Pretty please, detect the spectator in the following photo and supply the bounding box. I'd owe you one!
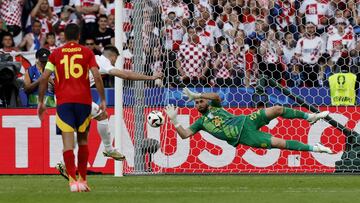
[56,30,66,47]
[75,0,101,41]
[0,18,7,43]
[183,17,214,48]
[247,0,262,19]
[298,0,334,33]
[282,32,297,66]
[23,48,55,107]
[223,12,242,44]
[176,27,210,87]
[0,32,19,53]
[195,17,215,48]
[231,30,249,86]
[48,0,63,15]
[53,6,78,34]
[30,0,59,35]
[259,28,283,84]
[297,24,306,38]
[188,0,212,19]
[108,13,115,30]
[331,0,352,19]
[93,14,115,50]
[349,1,360,34]
[161,11,183,87]
[326,18,355,65]
[272,0,298,39]
[295,22,325,87]
[123,0,133,35]
[212,37,234,87]
[350,40,360,96]
[241,6,256,36]
[18,20,45,51]
[217,2,233,28]
[285,58,305,87]
[147,46,164,87]
[43,32,57,51]
[228,0,244,15]
[202,11,222,41]
[162,0,190,21]
[0,0,24,45]
[332,9,350,26]
[244,45,259,87]
[245,19,267,46]
[142,12,160,56]
[210,0,227,22]
[84,37,102,55]
[123,37,134,70]
[102,0,115,16]
[161,11,185,51]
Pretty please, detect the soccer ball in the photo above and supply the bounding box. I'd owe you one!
[147,110,164,128]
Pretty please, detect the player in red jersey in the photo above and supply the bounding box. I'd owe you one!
[37,23,106,192]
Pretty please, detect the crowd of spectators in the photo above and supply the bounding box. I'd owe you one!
[1,0,360,89]
[159,0,360,89]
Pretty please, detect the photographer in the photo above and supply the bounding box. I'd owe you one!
[23,48,55,107]
[0,53,21,107]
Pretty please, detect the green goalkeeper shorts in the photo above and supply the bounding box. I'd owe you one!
[238,109,273,149]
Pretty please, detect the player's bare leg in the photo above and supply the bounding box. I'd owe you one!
[94,111,125,161]
[61,132,79,192]
[77,131,91,192]
[264,105,329,124]
[55,111,125,181]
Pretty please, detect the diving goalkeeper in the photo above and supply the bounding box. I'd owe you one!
[164,88,333,153]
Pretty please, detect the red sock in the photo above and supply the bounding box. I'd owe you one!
[63,150,77,182]
[78,145,89,181]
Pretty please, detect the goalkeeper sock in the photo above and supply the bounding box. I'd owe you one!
[63,150,77,182]
[97,119,113,152]
[285,140,313,151]
[282,107,308,119]
[78,145,89,181]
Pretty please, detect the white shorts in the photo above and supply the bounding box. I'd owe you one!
[91,102,103,118]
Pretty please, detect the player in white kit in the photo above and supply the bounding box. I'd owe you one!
[91,45,162,160]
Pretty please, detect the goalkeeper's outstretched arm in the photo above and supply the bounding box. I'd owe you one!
[164,104,194,139]
[174,125,194,139]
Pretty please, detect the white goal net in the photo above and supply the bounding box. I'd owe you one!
[116,0,360,175]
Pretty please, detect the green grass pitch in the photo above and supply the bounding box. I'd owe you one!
[0,175,359,203]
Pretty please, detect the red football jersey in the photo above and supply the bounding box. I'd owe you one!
[46,42,98,105]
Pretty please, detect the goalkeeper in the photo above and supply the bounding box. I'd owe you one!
[164,88,333,153]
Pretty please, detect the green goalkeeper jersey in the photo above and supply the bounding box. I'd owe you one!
[189,100,246,146]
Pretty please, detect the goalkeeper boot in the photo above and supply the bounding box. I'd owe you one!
[313,143,333,154]
[78,180,91,192]
[56,162,69,181]
[103,148,126,161]
[69,181,79,192]
[307,111,329,124]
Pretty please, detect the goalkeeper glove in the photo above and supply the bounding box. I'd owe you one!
[164,104,180,128]
[182,87,201,101]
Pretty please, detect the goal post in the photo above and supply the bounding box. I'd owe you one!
[114,0,124,177]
